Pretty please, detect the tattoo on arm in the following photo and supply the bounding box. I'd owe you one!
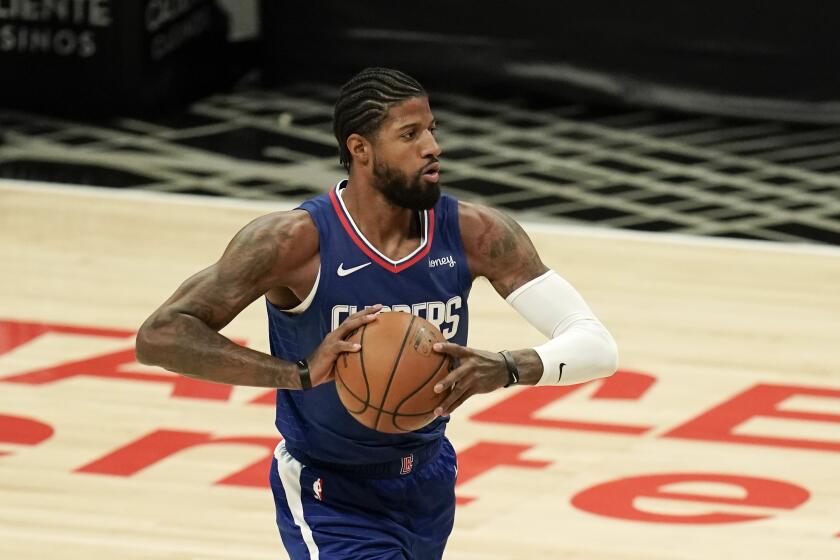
[180,219,285,330]
[472,206,548,297]
[136,213,307,389]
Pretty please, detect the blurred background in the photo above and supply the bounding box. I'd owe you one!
[1,0,839,245]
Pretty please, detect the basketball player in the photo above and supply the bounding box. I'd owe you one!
[136,68,618,559]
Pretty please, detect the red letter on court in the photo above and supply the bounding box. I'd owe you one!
[0,413,54,456]
[471,370,655,435]
[0,319,238,401]
[665,383,840,452]
[572,473,809,524]
[455,442,551,505]
[0,319,131,357]
[4,348,234,400]
[76,429,278,487]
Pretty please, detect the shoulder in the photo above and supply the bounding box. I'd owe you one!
[221,209,318,279]
[237,209,317,251]
[456,199,497,232]
[456,200,518,261]
[456,200,548,297]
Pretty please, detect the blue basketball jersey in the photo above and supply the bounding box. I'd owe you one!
[266,181,472,465]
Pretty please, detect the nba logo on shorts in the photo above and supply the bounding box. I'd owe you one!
[400,454,414,475]
[313,478,323,501]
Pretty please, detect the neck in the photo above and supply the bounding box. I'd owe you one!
[341,173,421,259]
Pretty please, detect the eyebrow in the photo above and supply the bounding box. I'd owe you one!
[397,119,437,131]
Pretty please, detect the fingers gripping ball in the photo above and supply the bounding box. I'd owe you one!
[334,311,452,433]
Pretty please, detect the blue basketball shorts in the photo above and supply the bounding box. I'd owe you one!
[269,438,457,560]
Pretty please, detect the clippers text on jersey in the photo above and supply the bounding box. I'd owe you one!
[331,297,462,339]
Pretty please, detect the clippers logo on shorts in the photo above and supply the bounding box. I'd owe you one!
[331,297,463,339]
[313,477,323,501]
[400,454,414,475]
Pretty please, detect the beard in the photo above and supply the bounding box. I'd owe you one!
[372,157,440,211]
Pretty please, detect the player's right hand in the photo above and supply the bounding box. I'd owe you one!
[307,304,382,386]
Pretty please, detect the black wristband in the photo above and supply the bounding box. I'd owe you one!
[297,359,312,390]
[499,350,520,388]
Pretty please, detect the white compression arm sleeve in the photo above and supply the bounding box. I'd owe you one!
[505,270,618,386]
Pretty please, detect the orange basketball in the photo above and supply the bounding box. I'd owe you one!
[334,311,452,433]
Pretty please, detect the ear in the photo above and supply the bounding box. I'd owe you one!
[346,133,371,167]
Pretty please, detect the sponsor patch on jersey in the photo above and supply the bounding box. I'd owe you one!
[429,255,456,268]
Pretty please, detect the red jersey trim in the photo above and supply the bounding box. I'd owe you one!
[329,187,435,274]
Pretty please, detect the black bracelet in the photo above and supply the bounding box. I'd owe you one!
[499,350,520,387]
[297,359,312,390]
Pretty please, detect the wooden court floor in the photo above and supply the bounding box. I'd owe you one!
[1,180,839,559]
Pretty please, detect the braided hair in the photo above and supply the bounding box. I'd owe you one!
[333,67,426,171]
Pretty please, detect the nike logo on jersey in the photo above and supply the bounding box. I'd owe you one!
[337,262,372,277]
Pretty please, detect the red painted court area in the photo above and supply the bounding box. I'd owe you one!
[2,317,838,534]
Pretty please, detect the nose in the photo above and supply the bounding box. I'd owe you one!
[421,129,442,159]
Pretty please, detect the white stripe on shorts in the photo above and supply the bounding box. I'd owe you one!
[275,442,320,559]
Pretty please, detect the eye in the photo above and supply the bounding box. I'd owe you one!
[429,126,437,136]
[403,130,416,139]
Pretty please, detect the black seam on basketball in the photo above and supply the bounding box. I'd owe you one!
[358,323,371,407]
[338,386,442,418]
[391,352,448,432]
[373,315,416,431]
[335,371,368,414]
[334,324,371,414]
[335,398,435,416]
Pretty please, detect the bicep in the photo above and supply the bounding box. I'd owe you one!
[162,263,265,331]
[461,203,548,298]
[156,214,294,331]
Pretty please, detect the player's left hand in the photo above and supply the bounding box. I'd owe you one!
[431,342,508,416]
